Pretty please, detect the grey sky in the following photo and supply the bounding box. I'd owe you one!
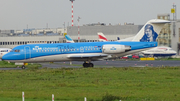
[0,0,179,30]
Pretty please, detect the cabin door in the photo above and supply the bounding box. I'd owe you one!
[24,46,31,59]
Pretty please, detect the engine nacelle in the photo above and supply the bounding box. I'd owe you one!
[102,44,131,54]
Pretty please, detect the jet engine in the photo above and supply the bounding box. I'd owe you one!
[102,44,131,54]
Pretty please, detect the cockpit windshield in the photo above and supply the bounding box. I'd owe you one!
[11,49,20,52]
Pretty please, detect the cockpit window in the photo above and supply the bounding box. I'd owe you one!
[15,50,20,52]
[11,49,20,52]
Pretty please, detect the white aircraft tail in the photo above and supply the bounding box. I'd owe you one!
[97,32,108,41]
[132,19,170,42]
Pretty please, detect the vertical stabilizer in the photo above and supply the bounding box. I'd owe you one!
[97,32,108,41]
[65,35,75,43]
[132,19,170,42]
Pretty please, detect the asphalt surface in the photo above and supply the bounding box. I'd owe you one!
[0,68,22,70]
[40,60,180,68]
[1,60,180,70]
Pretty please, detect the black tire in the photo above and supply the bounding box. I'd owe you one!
[83,63,88,68]
[89,63,94,67]
[21,65,26,69]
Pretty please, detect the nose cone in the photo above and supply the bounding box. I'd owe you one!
[173,51,177,54]
[0,52,8,59]
[2,53,12,61]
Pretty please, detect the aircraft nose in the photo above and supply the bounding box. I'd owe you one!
[2,54,11,60]
[174,51,177,54]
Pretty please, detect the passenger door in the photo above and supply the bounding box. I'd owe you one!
[24,46,31,59]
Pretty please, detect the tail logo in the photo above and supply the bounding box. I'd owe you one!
[98,35,108,41]
[140,24,158,42]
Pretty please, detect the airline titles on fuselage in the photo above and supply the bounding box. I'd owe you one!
[31,45,102,53]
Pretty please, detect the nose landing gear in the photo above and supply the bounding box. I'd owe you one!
[21,65,26,69]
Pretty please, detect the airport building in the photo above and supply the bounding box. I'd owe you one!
[0,28,67,48]
[173,21,180,55]
[157,14,180,54]
[157,14,171,47]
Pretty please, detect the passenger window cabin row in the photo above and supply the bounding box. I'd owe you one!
[35,48,101,53]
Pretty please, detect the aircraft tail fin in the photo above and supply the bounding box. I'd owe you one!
[97,32,108,41]
[65,35,75,43]
[132,19,170,42]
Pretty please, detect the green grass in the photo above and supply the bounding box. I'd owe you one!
[0,61,15,68]
[0,67,180,101]
[0,60,41,68]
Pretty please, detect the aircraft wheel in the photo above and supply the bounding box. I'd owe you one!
[21,65,26,69]
[83,63,88,68]
[83,63,86,67]
[89,63,94,67]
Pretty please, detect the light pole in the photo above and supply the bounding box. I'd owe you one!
[63,22,65,34]
[171,3,177,37]
[70,0,75,26]
[77,16,81,42]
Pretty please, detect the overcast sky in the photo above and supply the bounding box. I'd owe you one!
[0,0,179,30]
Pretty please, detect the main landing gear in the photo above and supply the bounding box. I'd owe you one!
[83,62,94,68]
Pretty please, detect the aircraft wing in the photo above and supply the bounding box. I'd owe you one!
[67,54,109,60]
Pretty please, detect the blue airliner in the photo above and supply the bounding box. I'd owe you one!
[2,19,170,68]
